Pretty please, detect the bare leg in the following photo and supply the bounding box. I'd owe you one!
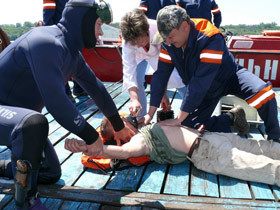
[103,133,149,159]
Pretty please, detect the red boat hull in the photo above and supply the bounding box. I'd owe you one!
[229,34,280,88]
[82,33,280,88]
[82,45,123,82]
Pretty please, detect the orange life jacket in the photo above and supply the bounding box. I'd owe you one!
[81,125,151,173]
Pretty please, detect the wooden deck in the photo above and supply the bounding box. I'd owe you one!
[1,81,280,209]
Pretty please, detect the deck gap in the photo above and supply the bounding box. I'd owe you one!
[187,162,193,196]
[159,164,170,194]
[217,175,221,198]
[135,164,150,192]
[248,181,256,200]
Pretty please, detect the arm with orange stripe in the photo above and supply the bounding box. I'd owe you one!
[211,0,222,28]
[180,35,224,114]
[139,0,148,13]
[43,0,57,25]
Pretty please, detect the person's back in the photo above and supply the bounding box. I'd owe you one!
[139,0,176,20]
[43,0,69,25]
[176,0,222,28]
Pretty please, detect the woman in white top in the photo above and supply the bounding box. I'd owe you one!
[120,9,185,118]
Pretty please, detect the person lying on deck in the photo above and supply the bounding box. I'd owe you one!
[65,107,280,188]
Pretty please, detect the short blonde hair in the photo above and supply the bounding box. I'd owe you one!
[120,9,149,42]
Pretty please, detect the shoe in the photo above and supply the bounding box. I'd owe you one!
[228,105,250,136]
[67,94,76,103]
[73,91,88,97]
[16,195,49,210]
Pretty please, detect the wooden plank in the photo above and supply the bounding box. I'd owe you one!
[271,185,280,200]
[219,175,252,199]
[250,183,275,200]
[78,202,101,209]
[1,183,280,210]
[106,167,146,191]
[59,200,82,209]
[43,198,63,209]
[121,206,142,210]
[190,165,219,197]
[137,162,167,193]
[163,161,190,196]
[56,152,85,186]
[34,185,280,209]
[0,194,13,209]
[74,168,112,189]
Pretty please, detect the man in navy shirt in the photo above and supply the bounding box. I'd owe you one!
[0,0,134,209]
[176,0,222,28]
[140,6,280,142]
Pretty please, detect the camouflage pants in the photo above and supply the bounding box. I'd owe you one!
[191,132,280,187]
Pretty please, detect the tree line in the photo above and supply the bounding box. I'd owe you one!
[1,21,280,41]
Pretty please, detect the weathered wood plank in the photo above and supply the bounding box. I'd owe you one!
[250,183,275,200]
[59,200,81,209]
[106,167,146,191]
[190,165,219,197]
[43,198,63,209]
[163,161,190,196]
[0,194,13,209]
[56,152,85,186]
[219,175,252,199]
[75,168,112,189]
[121,206,142,210]
[78,202,101,209]
[137,162,167,193]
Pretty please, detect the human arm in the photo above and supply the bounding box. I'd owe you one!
[103,133,149,159]
[64,137,104,157]
[138,105,157,126]
[160,90,171,112]
[139,0,148,13]
[43,0,56,25]
[211,0,222,28]
[128,86,143,117]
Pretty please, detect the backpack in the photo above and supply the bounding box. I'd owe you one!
[0,28,11,53]
[81,128,151,174]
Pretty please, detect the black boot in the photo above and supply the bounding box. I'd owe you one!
[227,105,250,136]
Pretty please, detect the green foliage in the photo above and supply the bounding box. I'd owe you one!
[1,21,280,41]
[0,22,38,41]
[221,22,280,36]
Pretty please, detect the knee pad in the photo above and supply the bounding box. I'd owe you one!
[22,114,49,169]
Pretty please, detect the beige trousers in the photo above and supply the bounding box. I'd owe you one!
[191,132,280,186]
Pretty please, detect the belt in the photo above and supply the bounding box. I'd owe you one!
[188,137,201,157]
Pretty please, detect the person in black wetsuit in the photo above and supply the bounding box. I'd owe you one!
[0,0,135,209]
[43,0,88,102]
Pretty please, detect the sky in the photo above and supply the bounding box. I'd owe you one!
[0,0,279,26]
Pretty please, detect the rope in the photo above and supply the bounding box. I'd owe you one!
[92,44,122,64]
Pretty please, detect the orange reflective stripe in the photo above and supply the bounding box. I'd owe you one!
[200,49,223,64]
[43,0,56,9]
[176,4,183,7]
[211,6,220,14]
[192,18,222,37]
[139,5,148,12]
[159,49,172,64]
[247,85,275,109]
